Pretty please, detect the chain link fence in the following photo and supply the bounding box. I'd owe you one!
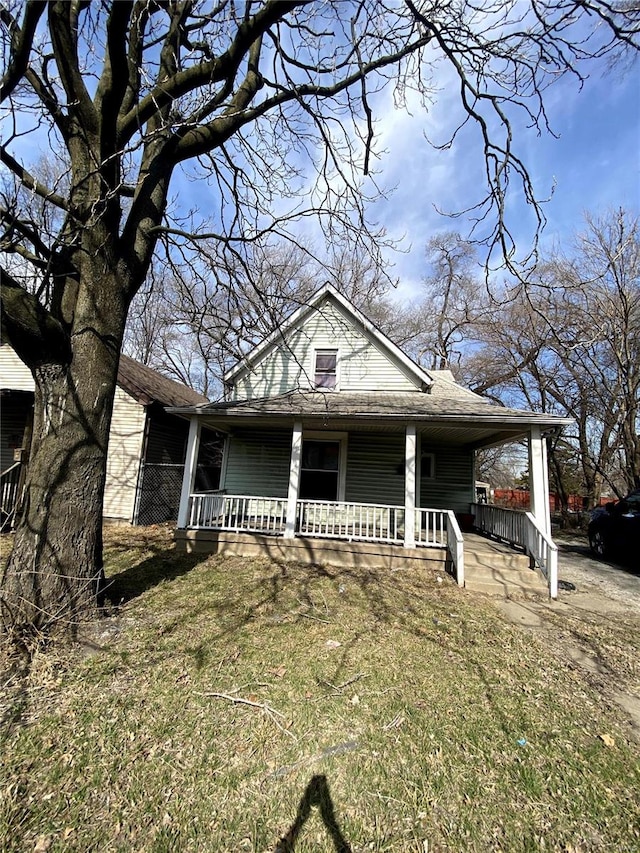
[135,463,221,526]
[135,463,184,525]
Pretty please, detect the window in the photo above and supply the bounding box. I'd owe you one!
[314,349,337,389]
[300,440,340,501]
[421,453,435,480]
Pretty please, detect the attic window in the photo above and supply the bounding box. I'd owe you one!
[314,349,337,389]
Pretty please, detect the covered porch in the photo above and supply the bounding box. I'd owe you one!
[172,396,568,598]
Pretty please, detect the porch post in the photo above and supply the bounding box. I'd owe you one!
[404,423,417,548]
[177,416,201,528]
[285,421,303,538]
[528,426,551,536]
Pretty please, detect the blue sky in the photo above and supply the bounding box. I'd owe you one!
[8,15,637,307]
[370,63,640,299]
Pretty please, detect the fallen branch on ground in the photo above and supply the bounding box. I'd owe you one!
[198,691,296,740]
[199,691,285,716]
[318,672,369,693]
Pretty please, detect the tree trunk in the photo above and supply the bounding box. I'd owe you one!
[1,308,122,635]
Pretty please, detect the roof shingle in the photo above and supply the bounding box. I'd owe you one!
[117,355,207,408]
[179,388,570,427]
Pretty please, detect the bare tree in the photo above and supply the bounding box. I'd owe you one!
[125,265,177,368]
[124,238,394,398]
[1,1,638,633]
[467,210,640,508]
[537,210,640,500]
[410,233,490,370]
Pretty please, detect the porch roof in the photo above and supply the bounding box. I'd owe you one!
[168,390,572,447]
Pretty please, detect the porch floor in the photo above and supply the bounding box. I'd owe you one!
[464,533,548,597]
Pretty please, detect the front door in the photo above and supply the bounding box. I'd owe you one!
[299,440,340,501]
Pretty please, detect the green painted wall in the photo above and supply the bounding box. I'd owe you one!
[345,432,405,506]
[233,299,419,399]
[223,428,291,497]
[222,427,474,514]
[420,443,474,513]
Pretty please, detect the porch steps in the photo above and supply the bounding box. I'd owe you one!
[463,533,547,597]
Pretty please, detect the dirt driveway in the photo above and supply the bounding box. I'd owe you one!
[555,537,640,610]
[498,536,640,742]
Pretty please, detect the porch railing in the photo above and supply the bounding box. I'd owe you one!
[189,492,287,534]
[185,494,463,582]
[297,500,403,543]
[1,462,23,532]
[188,490,226,527]
[446,511,465,587]
[471,503,558,597]
[187,493,456,553]
[473,502,528,547]
[415,507,447,546]
[524,511,558,599]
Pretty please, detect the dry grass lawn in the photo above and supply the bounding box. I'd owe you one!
[1,526,639,852]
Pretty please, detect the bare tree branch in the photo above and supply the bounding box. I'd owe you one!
[0,0,46,103]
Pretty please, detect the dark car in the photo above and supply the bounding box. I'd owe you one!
[588,489,640,566]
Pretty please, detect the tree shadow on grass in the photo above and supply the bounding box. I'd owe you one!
[274,774,352,852]
[99,544,459,686]
[102,549,209,606]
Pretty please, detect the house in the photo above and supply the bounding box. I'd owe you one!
[169,285,572,596]
[0,346,214,528]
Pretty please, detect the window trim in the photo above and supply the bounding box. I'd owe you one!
[420,451,435,482]
[301,431,347,500]
[313,348,339,390]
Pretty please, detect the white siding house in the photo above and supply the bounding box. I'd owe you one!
[170,285,572,597]
[103,386,147,521]
[0,346,33,393]
[1,346,208,525]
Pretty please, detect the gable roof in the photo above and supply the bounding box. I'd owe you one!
[224,283,434,390]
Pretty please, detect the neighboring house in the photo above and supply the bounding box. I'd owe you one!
[169,285,571,596]
[0,346,212,527]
